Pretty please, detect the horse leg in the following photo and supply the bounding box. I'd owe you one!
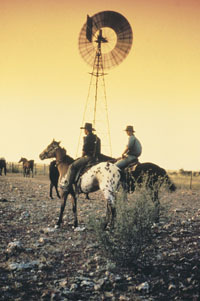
[105,201,116,229]
[152,189,160,223]
[102,188,116,229]
[56,191,68,227]
[55,184,60,199]
[50,183,53,199]
[57,190,78,228]
[70,189,78,228]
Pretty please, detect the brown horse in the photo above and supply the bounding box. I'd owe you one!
[39,140,121,229]
[18,158,34,177]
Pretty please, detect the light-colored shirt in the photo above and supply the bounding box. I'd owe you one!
[127,135,142,157]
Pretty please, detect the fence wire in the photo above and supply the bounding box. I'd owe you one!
[6,162,49,176]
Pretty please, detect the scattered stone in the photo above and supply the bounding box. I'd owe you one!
[8,260,40,270]
[42,227,57,233]
[19,211,30,220]
[74,226,86,232]
[38,237,49,244]
[136,281,150,293]
[59,279,68,287]
[70,283,78,291]
[0,198,8,202]
[6,241,23,254]
[168,283,176,290]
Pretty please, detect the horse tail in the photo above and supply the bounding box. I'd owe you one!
[164,174,176,192]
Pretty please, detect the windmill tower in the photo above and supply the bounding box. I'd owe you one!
[77,11,133,156]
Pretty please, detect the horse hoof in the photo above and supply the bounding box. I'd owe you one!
[102,222,108,230]
[55,224,60,229]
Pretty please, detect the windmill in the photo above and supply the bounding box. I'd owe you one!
[77,10,133,156]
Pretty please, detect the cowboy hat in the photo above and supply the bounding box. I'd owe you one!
[124,125,135,132]
[80,122,95,131]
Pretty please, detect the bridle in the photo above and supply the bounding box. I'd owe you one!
[55,147,67,167]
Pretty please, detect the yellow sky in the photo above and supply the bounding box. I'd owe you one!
[0,0,199,170]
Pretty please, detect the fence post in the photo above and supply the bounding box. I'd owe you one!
[189,171,193,189]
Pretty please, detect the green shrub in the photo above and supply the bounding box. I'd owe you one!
[89,187,159,268]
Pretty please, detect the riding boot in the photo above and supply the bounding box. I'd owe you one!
[60,166,76,193]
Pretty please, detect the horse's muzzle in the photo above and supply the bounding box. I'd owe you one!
[39,153,46,160]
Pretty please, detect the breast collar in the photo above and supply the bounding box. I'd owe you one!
[56,159,63,167]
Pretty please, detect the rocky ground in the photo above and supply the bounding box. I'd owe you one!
[0,173,200,301]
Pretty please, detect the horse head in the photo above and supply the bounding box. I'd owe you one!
[39,139,61,160]
[18,157,27,163]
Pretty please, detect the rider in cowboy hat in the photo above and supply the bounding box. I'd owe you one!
[62,122,101,192]
[80,123,99,157]
[116,125,142,170]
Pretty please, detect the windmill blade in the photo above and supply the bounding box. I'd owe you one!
[78,10,133,70]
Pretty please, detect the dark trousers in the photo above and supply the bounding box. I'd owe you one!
[64,156,92,190]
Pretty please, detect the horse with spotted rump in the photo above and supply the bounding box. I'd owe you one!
[39,140,121,229]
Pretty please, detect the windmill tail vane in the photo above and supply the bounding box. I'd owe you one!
[86,15,93,42]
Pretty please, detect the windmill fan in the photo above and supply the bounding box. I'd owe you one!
[79,10,133,70]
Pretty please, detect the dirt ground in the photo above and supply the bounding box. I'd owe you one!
[0,173,200,301]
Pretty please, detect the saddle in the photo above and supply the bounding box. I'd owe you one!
[75,159,140,181]
[124,159,140,173]
[74,159,99,188]
[72,161,99,195]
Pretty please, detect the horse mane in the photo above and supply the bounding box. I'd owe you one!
[59,147,74,165]
[64,155,74,165]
